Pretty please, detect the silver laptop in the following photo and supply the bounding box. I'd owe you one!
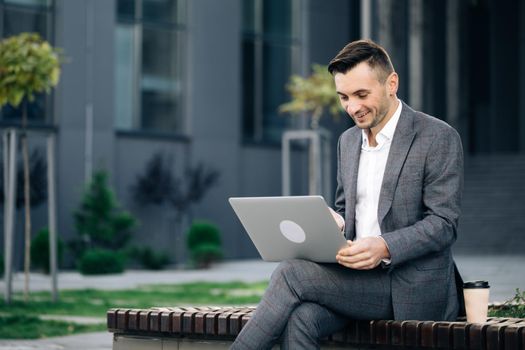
[229,196,347,262]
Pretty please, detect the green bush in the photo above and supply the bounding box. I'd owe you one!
[489,288,525,318]
[190,244,223,268]
[129,246,170,270]
[78,249,125,275]
[187,221,223,268]
[70,171,137,273]
[30,228,64,274]
[73,171,137,253]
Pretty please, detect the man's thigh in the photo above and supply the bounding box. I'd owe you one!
[280,259,393,320]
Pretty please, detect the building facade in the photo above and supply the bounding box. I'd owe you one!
[2,0,525,269]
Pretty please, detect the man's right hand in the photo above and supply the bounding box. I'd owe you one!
[336,237,390,270]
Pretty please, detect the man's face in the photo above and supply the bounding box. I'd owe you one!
[334,62,397,132]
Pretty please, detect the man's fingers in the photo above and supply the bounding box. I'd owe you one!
[336,237,385,270]
[337,258,378,270]
[336,251,370,264]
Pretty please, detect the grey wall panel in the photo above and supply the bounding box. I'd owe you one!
[187,0,244,260]
[237,147,283,259]
[308,0,356,66]
[114,136,190,265]
[54,0,117,266]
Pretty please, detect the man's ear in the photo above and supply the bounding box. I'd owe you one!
[387,72,399,95]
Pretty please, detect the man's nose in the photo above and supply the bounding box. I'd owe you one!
[346,101,360,115]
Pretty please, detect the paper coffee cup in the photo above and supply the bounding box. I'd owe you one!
[463,280,490,323]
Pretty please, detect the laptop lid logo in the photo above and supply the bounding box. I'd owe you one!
[279,220,306,243]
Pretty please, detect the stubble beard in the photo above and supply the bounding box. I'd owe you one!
[354,102,389,130]
[368,94,392,130]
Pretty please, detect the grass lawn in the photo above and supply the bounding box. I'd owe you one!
[0,315,105,339]
[0,280,268,339]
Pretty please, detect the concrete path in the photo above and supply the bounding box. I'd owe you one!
[1,255,524,349]
[0,332,112,350]
[1,260,279,293]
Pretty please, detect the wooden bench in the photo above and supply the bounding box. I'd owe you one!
[107,307,525,349]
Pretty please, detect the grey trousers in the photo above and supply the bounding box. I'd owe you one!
[231,259,393,350]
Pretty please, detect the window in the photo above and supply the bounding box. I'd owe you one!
[0,0,54,126]
[242,0,302,144]
[115,0,186,135]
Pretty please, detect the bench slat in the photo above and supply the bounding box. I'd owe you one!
[107,309,118,330]
[160,311,174,333]
[107,307,525,349]
[404,320,423,347]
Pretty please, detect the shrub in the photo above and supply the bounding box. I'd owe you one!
[190,244,223,268]
[131,153,220,211]
[129,246,170,270]
[71,171,137,263]
[489,288,525,318]
[187,221,223,268]
[78,249,125,275]
[30,228,64,274]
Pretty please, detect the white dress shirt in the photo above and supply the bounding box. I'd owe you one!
[355,100,402,239]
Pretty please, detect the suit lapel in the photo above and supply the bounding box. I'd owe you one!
[378,102,416,225]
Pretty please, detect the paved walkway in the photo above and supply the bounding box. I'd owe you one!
[2,260,279,293]
[1,255,524,349]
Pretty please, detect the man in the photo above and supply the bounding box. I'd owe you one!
[231,39,464,349]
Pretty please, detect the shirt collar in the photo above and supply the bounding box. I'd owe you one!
[361,99,402,149]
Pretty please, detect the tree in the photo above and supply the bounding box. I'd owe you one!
[131,152,220,218]
[131,152,220,265]
[279,64,341,129]
[73,171,137,253]
[0,32,62,301]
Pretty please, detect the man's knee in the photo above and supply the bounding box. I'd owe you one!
[287,304,322,338]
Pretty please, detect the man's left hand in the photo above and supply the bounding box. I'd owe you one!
[336,237,390,270]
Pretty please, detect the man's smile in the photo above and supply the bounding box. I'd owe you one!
[355,110,370,120]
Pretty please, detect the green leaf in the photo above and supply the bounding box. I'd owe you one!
[0,32,63,109]
[278,64,342,127]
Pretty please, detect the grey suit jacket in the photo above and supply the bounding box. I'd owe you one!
[334,101,464,321]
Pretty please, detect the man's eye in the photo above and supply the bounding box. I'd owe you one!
[357,94,368,99]
[339,95,348,101]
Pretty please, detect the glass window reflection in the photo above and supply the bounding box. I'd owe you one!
[262,43,292,142]
[114,0,185,135]
[4,0,51,7]
[117,0,135,20]
[242,0,302,144]
[142,0,180,24]
[115,25,136,130]
[141,27,181,131]
[3,6,48,37]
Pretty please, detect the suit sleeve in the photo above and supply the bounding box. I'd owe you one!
[334,136,346,217]
[380,126,464,267]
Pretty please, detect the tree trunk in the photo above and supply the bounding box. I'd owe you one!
[22,101,32,302]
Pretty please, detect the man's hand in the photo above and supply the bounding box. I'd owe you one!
[329,208,345,232]
[336,237,390,270]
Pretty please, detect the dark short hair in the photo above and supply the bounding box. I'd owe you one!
[327,39,394,82]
